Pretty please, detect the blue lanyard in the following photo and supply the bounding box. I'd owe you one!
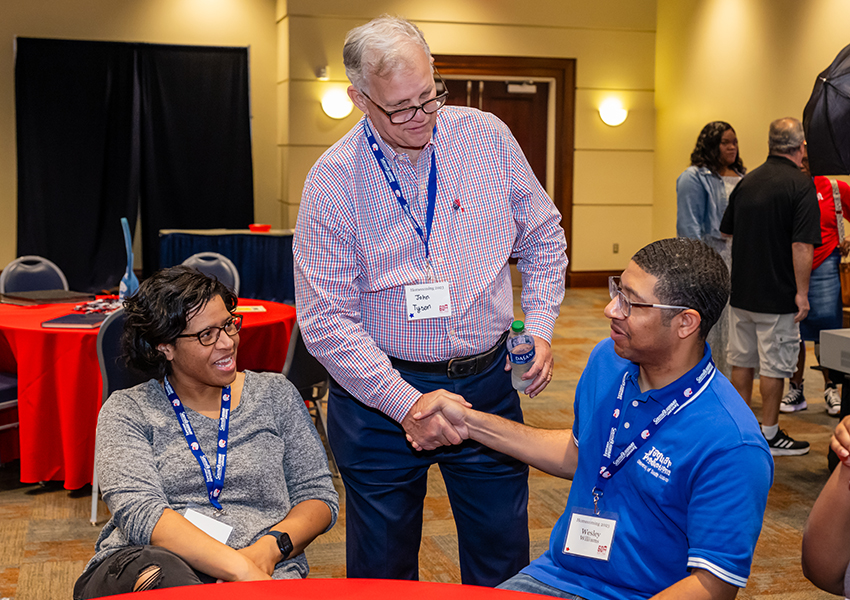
[164,375,231,512]
[591,360,716,514]
[363,120,438,262]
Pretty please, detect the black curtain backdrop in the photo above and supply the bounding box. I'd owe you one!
[15,39,139,293]
[15,38,253,291]
[139,45,254,277]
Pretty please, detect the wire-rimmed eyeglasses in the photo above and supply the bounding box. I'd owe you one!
[175,314,243,346]
[361,69,449,124]
[608,276,691,318]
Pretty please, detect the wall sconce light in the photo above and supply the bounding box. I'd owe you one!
[321,88,354,119]
[598,98,628,127]
[316,66,329,81]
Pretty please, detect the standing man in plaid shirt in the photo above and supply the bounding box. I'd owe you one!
[294,15,567,585]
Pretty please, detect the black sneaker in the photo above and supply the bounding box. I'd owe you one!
[765,429,810,456]
[824,386,841,417]
[779,383,807,413]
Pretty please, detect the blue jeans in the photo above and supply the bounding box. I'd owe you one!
[800,250,842,341]
[498,573,589,599]
[327,344,530,586]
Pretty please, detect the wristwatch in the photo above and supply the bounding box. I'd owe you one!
[264,531,293,561]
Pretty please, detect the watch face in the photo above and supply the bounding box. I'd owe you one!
[277,532,293,559]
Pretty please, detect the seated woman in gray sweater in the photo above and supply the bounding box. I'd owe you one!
[74,266,338,599]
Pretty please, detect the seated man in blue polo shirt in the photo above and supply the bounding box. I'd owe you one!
[411,237,774,600]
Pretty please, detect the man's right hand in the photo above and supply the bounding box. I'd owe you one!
[407,395,473,451]
[794,291,810,323]
[401,390,470,451]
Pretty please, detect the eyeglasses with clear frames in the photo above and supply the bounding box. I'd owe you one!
[608,276,691,318]
[175,314,243,346]
[361,69,449,124]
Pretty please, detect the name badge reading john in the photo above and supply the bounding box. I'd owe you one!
[405,283,451,321]
[563,510,617,561]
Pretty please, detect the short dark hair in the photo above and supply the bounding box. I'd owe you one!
[122,265,238,378]
[631,238,729,340]
[689,121,746,176]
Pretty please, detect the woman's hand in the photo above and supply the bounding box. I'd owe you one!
[151,508,273,583]
[236,536,280,577]
[215,552,272,583]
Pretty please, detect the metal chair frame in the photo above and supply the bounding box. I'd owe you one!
[0,255,69,294]
[181,252,241,296]
[282,320,338,477]
[0,374,19,466]
[90,308,148,525]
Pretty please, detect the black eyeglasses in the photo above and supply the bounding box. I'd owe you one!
[175,314,243,346]
[608,276,691,318]
[361,69,449,124]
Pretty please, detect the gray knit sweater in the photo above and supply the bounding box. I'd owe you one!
[83,370,339,579]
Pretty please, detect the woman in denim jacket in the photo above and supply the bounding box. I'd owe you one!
[676,121,745,377]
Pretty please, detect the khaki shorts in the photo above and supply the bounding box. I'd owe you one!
[727,307,801,378]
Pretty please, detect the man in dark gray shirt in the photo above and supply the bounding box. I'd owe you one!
[720,117,821,456]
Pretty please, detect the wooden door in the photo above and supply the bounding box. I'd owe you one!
[442,79,549,188]
[433,55,575,285]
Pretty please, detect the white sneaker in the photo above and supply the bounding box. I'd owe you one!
[825,386,841,417]
[779,383,807,413]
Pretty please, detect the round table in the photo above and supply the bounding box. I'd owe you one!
[101,578,540,599]
[0,298,295,488]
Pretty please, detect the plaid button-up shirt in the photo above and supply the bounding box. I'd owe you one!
[294,106,567,421]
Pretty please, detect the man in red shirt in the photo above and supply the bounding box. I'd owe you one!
[780,147,850,417]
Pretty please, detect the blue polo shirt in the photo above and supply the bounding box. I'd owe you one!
[523,339,773,600]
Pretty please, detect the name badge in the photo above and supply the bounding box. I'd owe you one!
[563,509,617,561]
[184,507,233,544]
[404,282,452,321]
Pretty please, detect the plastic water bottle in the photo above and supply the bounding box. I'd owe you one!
[507,320,535,393]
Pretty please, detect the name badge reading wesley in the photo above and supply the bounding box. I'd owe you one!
[563,509,617,561]
[405,283,452,321]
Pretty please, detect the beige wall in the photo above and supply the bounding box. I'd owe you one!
[9,2,850,277]
[0,0,278,268]
[655,0,850,240]
[277,0,658,272]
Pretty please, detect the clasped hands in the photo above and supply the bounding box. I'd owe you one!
[402,339,554,451]
[402,390,472,451]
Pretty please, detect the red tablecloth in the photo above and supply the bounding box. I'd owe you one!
[0,298,295,488]
[102,578,540,599]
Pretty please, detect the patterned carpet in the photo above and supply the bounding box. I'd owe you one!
[0,288,841,599]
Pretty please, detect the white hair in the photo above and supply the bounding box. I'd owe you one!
[343,15,432,92]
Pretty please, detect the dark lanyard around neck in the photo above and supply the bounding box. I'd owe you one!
[363,119,438,262]
[591,360,716,514]
[164,375,231,512]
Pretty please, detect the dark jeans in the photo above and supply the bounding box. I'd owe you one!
[327,344,530,586]
[73,546,215,599]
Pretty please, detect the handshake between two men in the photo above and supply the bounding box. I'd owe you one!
[400,338,559,457]
[402,390,579,481]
